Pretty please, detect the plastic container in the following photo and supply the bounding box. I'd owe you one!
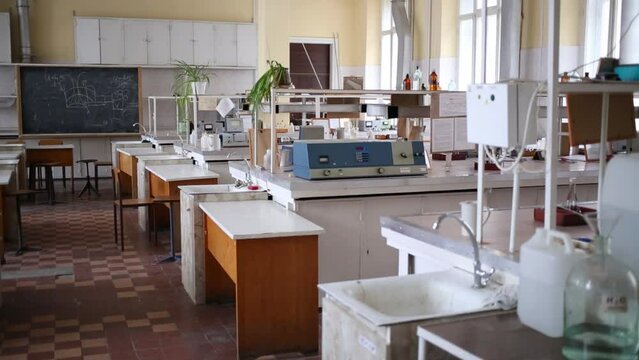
[517,228,587,337]
[614,64,639,81]
[263,149,272,171]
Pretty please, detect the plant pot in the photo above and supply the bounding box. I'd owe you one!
[277,68,293,88]
[191,82,208,95]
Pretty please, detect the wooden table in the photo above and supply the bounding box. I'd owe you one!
[201,200,324,358]
[116,147,165,196]
[26,145,74,193]
[146,164,219,240]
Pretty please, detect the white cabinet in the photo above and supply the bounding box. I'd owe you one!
[74,18,100,64]
[193,23,214,66]
[147,22,171,65]
[99,19,124,64]
[123,20,148,64]
[170,21,194,64]
[213,23,237,66]
[237,24,257,67]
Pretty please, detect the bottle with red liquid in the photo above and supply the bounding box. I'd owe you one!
[429,70,439,91]
[403,74,411,90]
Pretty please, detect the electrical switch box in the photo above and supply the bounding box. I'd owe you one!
[466,82,538,148]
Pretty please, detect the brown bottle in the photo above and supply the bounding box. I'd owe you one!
[403,74,411,90]
[429,70,439,91]
[560,72,570,83]
[582,72,592,82]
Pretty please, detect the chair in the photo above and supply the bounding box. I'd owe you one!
[4,189,42,256]
[37,139,68,189]
[93,160,113,192]
[77,159,99,198]
[113,168,156,251]
[153,195,180,263]
[27,161,58,205]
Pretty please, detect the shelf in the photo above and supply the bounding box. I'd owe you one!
[558,82,639,94]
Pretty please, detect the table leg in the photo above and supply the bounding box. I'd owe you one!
[62,166,66,189]
[71,164,75,194]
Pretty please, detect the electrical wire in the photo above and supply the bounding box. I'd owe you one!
[566,8,639,75]
[484,81,546,173]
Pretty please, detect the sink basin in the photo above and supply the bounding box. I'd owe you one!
[319,268,503,326]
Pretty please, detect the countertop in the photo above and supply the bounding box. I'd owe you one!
[145,164,219,182]
[181,144,249,162]
[0,159,20,165]
[229,158,599,200]
[381,208,592,274]
[417,312,563,359]
[199,200,324,240]
[0,152,22,160]
[0,170,13,185]
[117,148,164,157]
[135,154,187,162]
[26,145,74,150]
[179,184,264,195]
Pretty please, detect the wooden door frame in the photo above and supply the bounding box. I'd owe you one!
[289,37,339,89]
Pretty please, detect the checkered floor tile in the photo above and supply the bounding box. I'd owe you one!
[0,182,319,360]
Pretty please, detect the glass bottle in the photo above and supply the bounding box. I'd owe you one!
[429,70,439,91]
[412,66,422,90]
[564,177,579,210]
[563,233,639,359]
[403,74,411,91]
[561,72,570,83]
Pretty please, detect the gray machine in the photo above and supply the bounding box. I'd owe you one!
[293,140,428,180]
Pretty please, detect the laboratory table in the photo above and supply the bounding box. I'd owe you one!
[200,200,324,358]
[117,147,167,196]
[26,145,74,193]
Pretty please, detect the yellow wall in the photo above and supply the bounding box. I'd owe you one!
[366,0,382,66]
[522,0,586,49]
[257,0,367,73]
[414,0,458,61]
[0,0,253,63]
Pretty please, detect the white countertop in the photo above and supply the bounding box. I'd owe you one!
[179,184,264,195]
[181,144,249,163]
[0,152,22,160]
[26,144,74,150]
[145,164,219,182]
[0,170,13,185]
[229,158,599,200]
[0,159,20,165]
[136,154,187,162]
[117,148,164,157]
[199,200,324,240]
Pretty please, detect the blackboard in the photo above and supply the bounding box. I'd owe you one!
[20,66,140,134]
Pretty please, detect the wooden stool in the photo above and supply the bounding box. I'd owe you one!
[4,189,42,256]
[93,161,113,192]
[28,162,59,205]
[153,195,180,263]
[77,159,99,198]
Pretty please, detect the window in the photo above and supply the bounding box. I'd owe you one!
[584,0,622,76]
[380,0,398,90]
[458,0,501,91]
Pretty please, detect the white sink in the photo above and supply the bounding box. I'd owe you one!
[319,268,503,326]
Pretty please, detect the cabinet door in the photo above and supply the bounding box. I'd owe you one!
[213,23,237,66]
[123,20,147,64]
[99,19,124,64]
[147,21,171,65]
[361,196,424,279]
[169,21,194,64]
[193,23,214,66]
[295,199,363,284]
[236,24,257,67]
[74,18,100,64]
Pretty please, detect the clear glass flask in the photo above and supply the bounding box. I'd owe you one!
[563,232,639,359]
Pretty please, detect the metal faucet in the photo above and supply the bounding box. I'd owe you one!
[432,214,495,288]
[133,122,148,134]
[234,159,254,188]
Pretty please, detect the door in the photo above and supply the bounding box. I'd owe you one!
[147,21,171,65]
[75,18,100,64]
[123,20,147,64]
[99,19,124,64]
[193,23,214,65]
[170,21,194,63]
[213,23,237,66]
[289,43,331,123]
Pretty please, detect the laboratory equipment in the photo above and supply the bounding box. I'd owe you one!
[293,140,427,180]
[518,228,586,337]
[225,117,243,133]
[412,66,422,90]
[299,126,324,140]
[466,82,538,148]
[563,229,638,359]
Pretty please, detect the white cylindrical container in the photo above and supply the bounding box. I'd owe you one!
[517,228,587,337]
[263,149,272,171]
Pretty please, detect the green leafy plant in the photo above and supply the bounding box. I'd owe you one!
[248,60,291,110]
[172,61,211,132]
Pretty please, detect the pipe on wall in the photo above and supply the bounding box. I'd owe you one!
[392,0,412,89]
[17,0,31,63]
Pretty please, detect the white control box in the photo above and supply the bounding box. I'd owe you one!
[466,82,538,148]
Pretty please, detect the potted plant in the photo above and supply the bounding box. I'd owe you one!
[248,60,292,111]
[172,61,211,138]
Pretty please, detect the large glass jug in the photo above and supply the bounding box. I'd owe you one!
[563,215,639,359]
